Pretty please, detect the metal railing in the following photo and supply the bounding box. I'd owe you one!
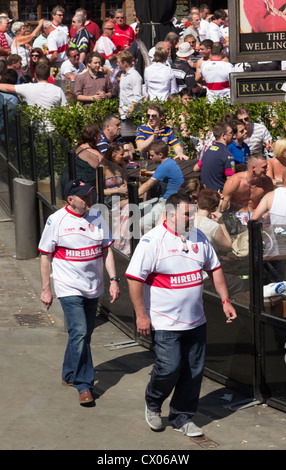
[1,104,286,412]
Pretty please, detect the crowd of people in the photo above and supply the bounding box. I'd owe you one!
[0,4,285,253]
[8,2,283,439]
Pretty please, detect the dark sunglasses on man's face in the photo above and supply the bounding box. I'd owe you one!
[147,114,158,120]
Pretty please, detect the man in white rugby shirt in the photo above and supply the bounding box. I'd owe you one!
[126,193,236,437]
[39,180,120,406]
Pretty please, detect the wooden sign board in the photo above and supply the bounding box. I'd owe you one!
[230,71,286,103]
[229,0,286,63]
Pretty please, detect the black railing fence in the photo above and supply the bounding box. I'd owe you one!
[0,104,286,412]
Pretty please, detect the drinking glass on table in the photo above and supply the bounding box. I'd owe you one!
[140,159,148,177]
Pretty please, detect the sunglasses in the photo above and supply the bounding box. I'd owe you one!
[147,113,158,120]
[240,117,250,123]
[31,54,40,57]
[70,53,79,57]
[106,27,114,30]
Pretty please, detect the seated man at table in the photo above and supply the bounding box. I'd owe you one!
[135,103,188,160]
[138,141,184,233]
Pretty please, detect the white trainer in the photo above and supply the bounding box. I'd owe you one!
[174,420,204,437]
[145,404,163,431]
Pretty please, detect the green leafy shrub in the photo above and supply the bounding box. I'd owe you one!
[19,98,286,159]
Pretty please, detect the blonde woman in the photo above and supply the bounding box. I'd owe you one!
[11,19,44,73]
[266,139,286,186]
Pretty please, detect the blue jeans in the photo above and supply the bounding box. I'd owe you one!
[145,324,206,429]
[59,296,98,394]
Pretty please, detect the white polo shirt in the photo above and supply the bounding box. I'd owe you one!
[126,222,220,330]
[96,35,118,71]
[206,21,226,45]
[38,205,113,298]
[46,27,68,63]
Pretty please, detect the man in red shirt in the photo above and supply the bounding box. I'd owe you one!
[69,8,100,51]
[0,16,10,59]
[111,8,136,51]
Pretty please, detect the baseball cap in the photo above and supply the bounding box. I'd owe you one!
[64,179,95,199]
[176,42,194,58]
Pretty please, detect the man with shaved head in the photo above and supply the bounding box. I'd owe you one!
[95,21,119,72]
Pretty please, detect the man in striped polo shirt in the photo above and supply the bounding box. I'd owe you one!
[0,16,10,59]
[235,106,273,155]
[135,103,188,160]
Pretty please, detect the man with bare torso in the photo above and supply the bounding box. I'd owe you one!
[221,154,274,221]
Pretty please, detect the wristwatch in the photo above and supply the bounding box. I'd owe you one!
[110,276,120,282]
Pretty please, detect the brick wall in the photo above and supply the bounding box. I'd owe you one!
[125,0,135,25]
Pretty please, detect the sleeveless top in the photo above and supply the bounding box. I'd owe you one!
[269,187,286,225]
[11,41,30,70]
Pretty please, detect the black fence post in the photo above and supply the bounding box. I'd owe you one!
[97,166,104,204]
[68,150,76,181]
[248,219,264,403]
[15,111,23,176]
[3,104,10,161]
[47,136,56,206]
[127,181,140,254]
[28,125,37,182]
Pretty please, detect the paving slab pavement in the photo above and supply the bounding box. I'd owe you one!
[0,208,286,452]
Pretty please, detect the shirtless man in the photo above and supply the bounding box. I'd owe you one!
[221,154,274,221]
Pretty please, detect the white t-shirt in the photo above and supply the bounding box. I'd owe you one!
[270,187,286,225]
[206,21,226,45]
[15,82,67,109]
[46,27,68,63]
[60,59,86,79]
[144,62,178,101]
[125,222,220,330]
[96,35,118,71]
[198,19,209,41]
[200,60,234,101]
[38,205,113,298]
